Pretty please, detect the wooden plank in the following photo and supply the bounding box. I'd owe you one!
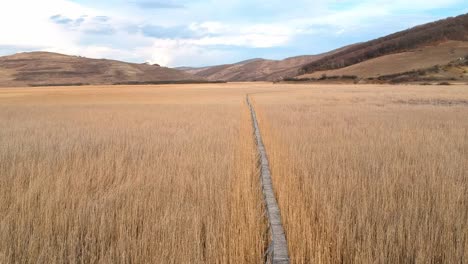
[246,95,290,264]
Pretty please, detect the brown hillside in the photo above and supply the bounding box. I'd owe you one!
[300,13,468,75]
[183,46,353,82]
[184,58,274,81]
[298,41,468,79]
[0,52,201,87]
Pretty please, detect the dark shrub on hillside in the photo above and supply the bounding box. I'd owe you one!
[301,14,468,74]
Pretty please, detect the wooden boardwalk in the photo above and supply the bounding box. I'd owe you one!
[246,95,290,264]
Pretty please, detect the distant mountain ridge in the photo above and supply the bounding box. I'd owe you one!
[0,52,201,87]
[298,41,468,80]
[179,13,468,83]
[300,13,468,75]
[180,46,353,82]
[1,13,467,86]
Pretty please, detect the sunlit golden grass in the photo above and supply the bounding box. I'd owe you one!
[0,84,268,263]
[1,83,467,263]
[254,85,468,263]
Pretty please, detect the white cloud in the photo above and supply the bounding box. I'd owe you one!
[189,22,226,34]
[0,0,465,66]
[188,22,292,48]
[140,39,237,67]
[0,0,295,66]
[192,34,288,48]
[0,0,94,49]
[136,21,293,66]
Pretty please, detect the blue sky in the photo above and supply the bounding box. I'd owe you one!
[0,0,467,67]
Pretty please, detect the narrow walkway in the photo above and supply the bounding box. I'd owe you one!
[246,95,290,264]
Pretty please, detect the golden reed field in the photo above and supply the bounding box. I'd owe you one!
[254,85,468,263]
[0,84,269,263]
[0,83,467,263]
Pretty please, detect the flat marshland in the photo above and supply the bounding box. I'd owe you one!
[0,83,467,263]
[0,84,268,263]
[254,85,468,263]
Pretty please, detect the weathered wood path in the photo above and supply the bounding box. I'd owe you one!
[246,95,290,264]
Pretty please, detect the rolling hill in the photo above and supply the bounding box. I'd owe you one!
[0,52,201,87]
[297,13,468,79]
[182,13,468,83]
[182,46,353,82]
[298,41,468,79]
[1,13,467,86]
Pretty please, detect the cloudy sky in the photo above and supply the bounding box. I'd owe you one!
[0,0,466,67]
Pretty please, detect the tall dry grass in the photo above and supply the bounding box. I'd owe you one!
[254,85,468,263]
[0,85,266,263]
[2,83,465,263]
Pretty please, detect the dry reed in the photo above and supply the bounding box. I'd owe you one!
[255,85,468,263]
[0,85,267,263]
[2,83,466,263]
